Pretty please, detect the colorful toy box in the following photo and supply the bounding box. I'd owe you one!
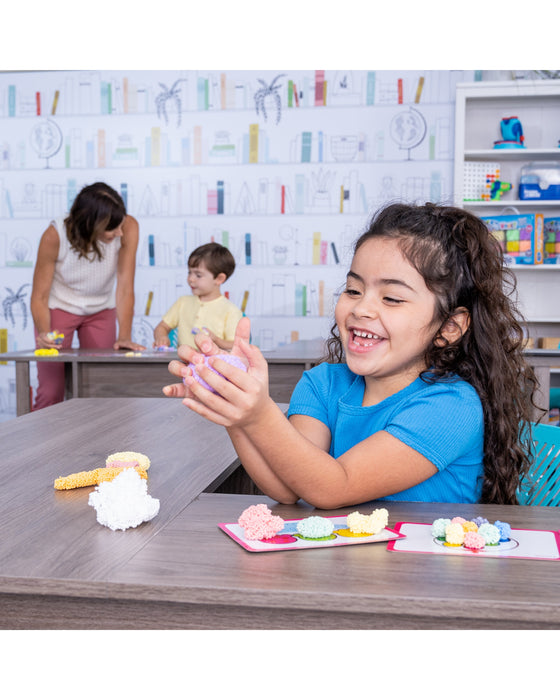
[481,212,544,265]
[543,218,560,264]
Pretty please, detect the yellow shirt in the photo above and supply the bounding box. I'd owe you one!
[162,294,243,349]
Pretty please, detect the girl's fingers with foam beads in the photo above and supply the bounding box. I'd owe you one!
[189,360,236,397]
[187,354,249,396]
[208,355,249,386]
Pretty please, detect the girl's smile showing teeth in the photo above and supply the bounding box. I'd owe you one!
[351,328,383,347]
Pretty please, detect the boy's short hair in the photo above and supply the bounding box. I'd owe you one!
[188,242,236,280]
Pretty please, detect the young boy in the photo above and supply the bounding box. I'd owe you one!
[153,242,243,351]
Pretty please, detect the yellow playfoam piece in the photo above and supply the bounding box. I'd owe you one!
[54,466,148,490]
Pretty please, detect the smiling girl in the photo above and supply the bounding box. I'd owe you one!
[165,202,539,508]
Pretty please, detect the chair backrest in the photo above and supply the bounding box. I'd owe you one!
[517,422,560,506]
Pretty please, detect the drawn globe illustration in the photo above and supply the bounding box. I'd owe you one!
[30,119,62,168]
[390,107,427,159]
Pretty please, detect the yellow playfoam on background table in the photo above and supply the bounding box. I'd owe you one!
[34,348,59,356]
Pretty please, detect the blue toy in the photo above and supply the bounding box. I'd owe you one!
[494,116,525,149]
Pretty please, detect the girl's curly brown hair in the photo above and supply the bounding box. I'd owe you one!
[64,182,127,260]
[325,202,542,505]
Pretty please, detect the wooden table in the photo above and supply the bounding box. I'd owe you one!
[0,338,325,415]
[0,395,558,630]
[0,396,241,629]
[106,494,560,630]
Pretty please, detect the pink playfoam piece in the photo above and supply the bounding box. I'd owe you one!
[106,460,139,469]
[238,503,285,541]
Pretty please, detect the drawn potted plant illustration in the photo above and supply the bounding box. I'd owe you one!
[311,168,335,213]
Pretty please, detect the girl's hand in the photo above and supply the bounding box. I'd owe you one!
[181,333,270,428]
[163,318,258,413]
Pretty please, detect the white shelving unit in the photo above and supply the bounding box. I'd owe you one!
[454,81,560,387]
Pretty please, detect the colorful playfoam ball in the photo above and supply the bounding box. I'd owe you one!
[472,517,489,527]
[297,516,335,539]
[186,354,247,394]
[238,504,285,541]
[464,531,485,550]
[445,522,465,545]
[478,523,501,545]
[431,517,451,538]
[346,508,388,535]
[494,520,512,541]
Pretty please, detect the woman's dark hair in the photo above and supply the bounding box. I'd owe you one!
[64,182,127,260]
[188,242,236,280]
[325,201,541,505]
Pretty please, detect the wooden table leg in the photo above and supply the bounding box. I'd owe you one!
[14,361,31,415]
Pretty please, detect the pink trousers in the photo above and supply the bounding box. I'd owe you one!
[33,307,117,410]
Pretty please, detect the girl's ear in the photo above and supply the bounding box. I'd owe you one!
[435,307,470,346]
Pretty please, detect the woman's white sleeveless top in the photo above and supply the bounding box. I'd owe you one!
[48,217,121,316]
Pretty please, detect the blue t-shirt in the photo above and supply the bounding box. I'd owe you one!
[287,363,484,503]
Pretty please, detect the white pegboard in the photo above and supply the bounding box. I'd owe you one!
[463,161,500,201]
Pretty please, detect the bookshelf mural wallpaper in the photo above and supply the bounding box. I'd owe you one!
[0,69,476,419]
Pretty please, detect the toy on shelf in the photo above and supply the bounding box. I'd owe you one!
[544,218,560,263]
[519,162,560,200]
[493,116,525,149]
[481,211,544,265]
[463,161,503,201]
[490,180,512,200]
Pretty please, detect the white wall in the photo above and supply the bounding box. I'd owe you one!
[0,69,476,419]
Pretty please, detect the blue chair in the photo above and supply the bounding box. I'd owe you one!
[517,422,560,506]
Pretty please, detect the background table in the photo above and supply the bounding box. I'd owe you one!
[1,344,556,419]
[0,338,325,415]
[1,394,559,630]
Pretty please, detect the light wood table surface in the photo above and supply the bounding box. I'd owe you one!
[0,338,325,415]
